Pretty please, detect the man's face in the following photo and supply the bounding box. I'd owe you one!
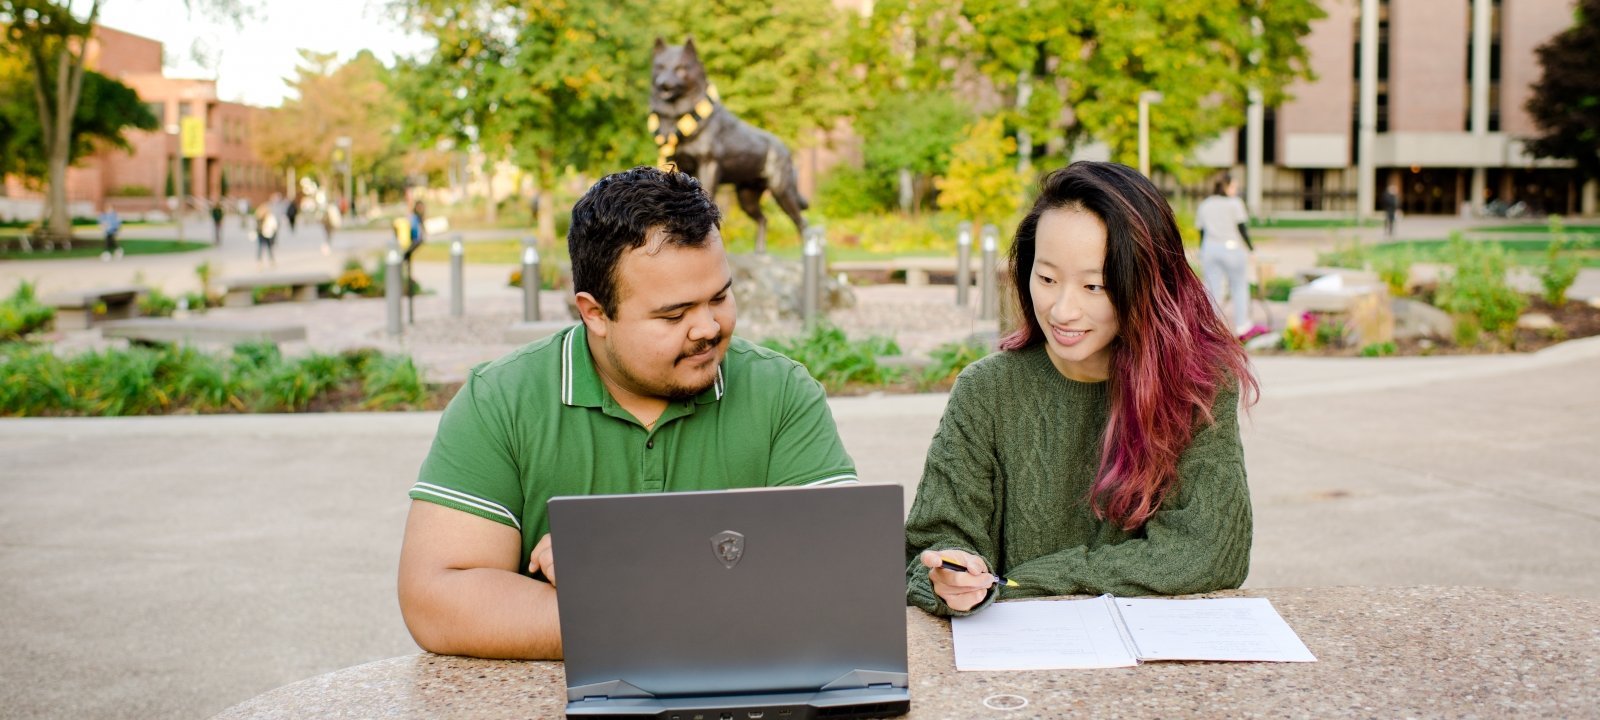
[589,228,736,401]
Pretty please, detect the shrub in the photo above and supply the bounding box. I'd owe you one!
[138,287,179,318]
[1540,216,1580,308]
[363,354,428,409]
[1359,341,1397,357]
[1372,245,1414,296]
[0,281,55,341]
[918,338,989,390]
[1261,277,1297,302]
[1435,235,1527,334]
[1315,239,1368,270]
[760,324,903,392]
[0,340,433,416]
[815,165,896,219]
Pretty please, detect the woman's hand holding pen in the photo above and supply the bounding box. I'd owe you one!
[919,549,1001,612]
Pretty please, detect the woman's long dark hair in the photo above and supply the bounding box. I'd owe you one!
[1001,162,1259,531]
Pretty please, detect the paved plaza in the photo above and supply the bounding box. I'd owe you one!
[1,215,1598,718]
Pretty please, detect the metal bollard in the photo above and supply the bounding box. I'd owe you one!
[385,249,402,336]
[450,235,464,318]
[956,221,973,307]
[802,226,824,327]
[979,224,999,321]
[521,245,541,322]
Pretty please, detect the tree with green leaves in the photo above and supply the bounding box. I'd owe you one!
[846,0,1321,179]
[396,0,654,246]
[857,90,972,213]
[1526,0,1600,183]
[649,0,856,147]
[2,0,103,238]
[0,30,156,202]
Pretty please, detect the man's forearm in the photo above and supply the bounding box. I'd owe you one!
[400,566,563,660]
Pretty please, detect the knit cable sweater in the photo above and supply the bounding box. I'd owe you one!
[905,344,1251,616]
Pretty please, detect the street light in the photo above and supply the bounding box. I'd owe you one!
[334,136,353,214]
[1137,91,1164,178]
[166,122,185,243]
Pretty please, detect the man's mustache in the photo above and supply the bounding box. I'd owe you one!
[678,335,725,361]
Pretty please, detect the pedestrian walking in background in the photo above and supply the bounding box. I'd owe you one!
[320,203,340,256]
[99,204,122,261]
[1382,185,1399,237]
[255,197,280,269]
[407,200,427,257]
[210,199,225,245]
[1196,176,1255,338]
[284,193,300,233]
[237,197,250,230]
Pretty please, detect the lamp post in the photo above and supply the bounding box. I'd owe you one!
[1137,91,1164,178]
[334,136,353,212]
[167,122,185,243]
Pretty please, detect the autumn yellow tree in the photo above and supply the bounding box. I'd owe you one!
[253,50,407,203]
[936,117,1027,237]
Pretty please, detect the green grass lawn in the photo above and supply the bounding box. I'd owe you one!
[1370,235,1600,268]
[0,237,211,261]
[1251,217,1380,229]
[1468,224,1600,234]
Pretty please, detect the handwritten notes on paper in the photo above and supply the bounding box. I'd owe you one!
[951,595,1316,671]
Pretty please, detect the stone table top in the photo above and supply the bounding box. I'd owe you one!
[213,586,1599,719]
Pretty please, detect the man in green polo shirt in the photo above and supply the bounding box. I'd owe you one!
[397,166,857,660]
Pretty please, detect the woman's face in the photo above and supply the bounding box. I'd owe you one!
[1029,207,1119,382]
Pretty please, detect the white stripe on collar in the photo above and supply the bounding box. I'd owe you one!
[715,365,724,400]
[561,328,575,406]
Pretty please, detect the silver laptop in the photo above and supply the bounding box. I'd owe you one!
[549,483,911,720]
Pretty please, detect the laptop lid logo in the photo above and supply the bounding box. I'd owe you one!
[711,530,745,569]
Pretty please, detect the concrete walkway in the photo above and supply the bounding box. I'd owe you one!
[2,336,1598,719]
[3,213,1599,718]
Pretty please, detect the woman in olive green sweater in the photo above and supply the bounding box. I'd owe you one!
[907,162,1260,616]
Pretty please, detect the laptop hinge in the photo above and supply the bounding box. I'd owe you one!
[819,669,909,691]
[568,679,656,703]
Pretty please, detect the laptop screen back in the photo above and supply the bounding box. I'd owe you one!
[549,484,907,700]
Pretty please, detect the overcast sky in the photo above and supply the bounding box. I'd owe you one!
[99,0,432,108]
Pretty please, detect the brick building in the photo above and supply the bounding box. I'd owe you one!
[1243,0,1592,217]
[1,25,281,218]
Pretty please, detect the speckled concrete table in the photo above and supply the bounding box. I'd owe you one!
[213,587,1599,719]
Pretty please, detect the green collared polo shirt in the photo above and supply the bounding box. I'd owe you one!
[410,323,858,569]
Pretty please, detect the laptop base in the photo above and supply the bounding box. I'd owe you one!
[566,686,911,720]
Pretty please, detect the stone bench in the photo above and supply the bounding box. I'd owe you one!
[218,272,335,307]
[44,285,146,330]
[838,254,985,284]
[99,318,307,346]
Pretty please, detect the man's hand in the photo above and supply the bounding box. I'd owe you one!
[529,533,556,586]
[919,548,996,612]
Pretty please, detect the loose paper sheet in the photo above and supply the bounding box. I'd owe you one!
[1114,597,1317,663]
[951,598,1136,670]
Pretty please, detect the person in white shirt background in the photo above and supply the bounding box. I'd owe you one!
[1195,176,1254,337]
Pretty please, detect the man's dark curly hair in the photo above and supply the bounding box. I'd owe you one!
[568,166,723,318]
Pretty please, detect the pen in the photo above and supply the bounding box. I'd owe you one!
[938,555,1019,588]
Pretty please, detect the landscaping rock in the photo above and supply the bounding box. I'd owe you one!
[727,252,855,326]
[1245,331,1283,352]
[1392,298,1456,340]
[1517,313,1556,331]
[1288,276,1395,346]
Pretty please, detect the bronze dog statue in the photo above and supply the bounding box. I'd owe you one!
[650,37,807,253]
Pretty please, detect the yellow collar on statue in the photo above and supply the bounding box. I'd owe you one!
[648,84,721,150]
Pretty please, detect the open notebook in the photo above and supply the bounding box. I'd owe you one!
[951,595,1317,671]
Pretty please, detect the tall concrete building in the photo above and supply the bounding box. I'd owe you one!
[2,26,281,218]
[1244,0,1591,217]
